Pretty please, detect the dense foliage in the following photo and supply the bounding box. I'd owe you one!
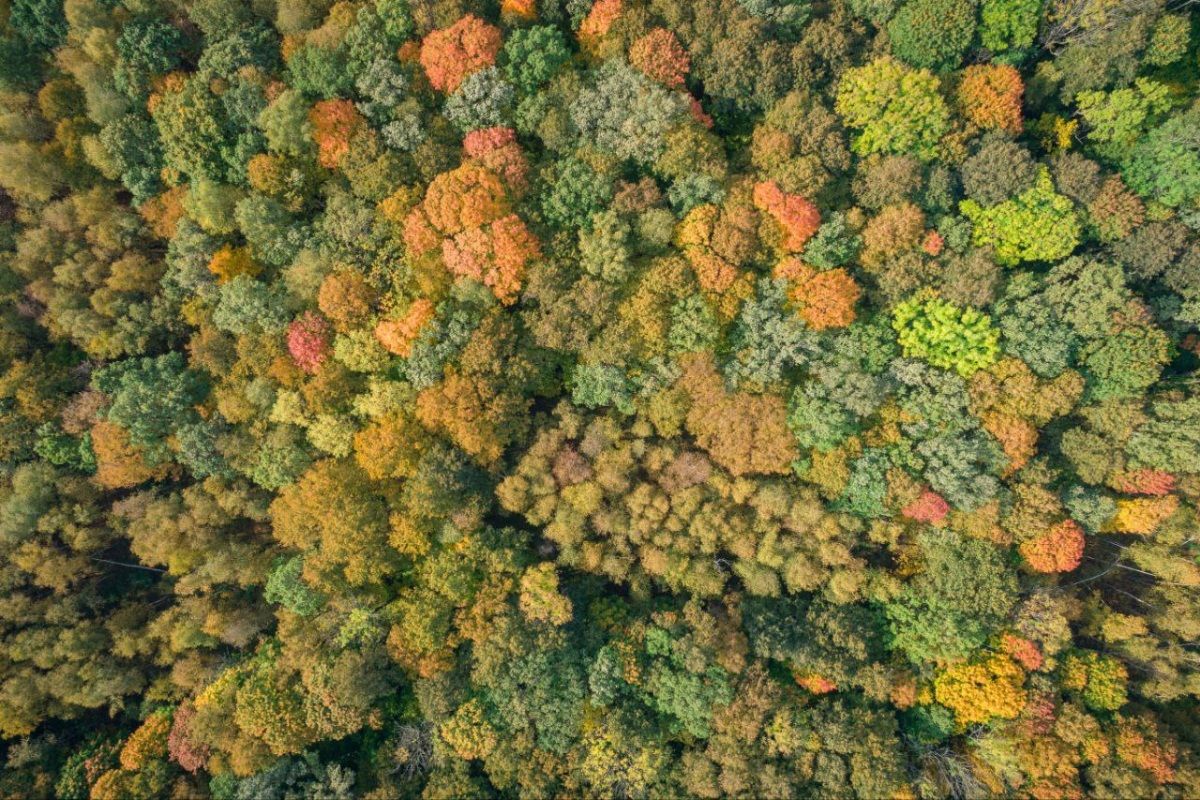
[1,0,1199,797]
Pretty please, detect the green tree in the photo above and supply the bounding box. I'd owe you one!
[503,25,571,93]
[1123,105,1200,209]
[885,531,1018,664]
[892,290,1000,377]
[979,0,1040,55]
[835,57,950,160]
[887,0,977,71]
[569,61,688,166]
[287,45,350,100]
[92,353,208,463]
[960,167,1081,265]
[113,18,187,99]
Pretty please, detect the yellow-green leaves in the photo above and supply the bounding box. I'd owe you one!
[960,168,1081,265]
[892,290,1000,377]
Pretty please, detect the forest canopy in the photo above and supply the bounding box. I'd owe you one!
[1,0,1200,798]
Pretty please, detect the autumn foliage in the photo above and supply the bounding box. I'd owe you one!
[957,64,1024,133]
[405,164,509,246]
[375,299,436,357]
[902,489,950,524]
[1110,468,1176,496]
[309,99,365,169]
[6,1,1200,798]
[419,15,502,93]
[443,214,540,304]
[286,312,332,373]
[579,0,623,46]
[1019,519,1085,573]
[676,353,798,476]
[934,654,1027,726]
[207,246,260,283]
[463,127,530,193]
[629,29,689,88]
[776,258,861,330]
[753,180,821,252]
[1108,495,1179,535]
[404,161,538,304]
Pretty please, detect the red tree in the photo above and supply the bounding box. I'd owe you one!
[287,312,331,373]
[902,489,950,524]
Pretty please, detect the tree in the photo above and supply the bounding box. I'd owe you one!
[152,76,241,183]
[309,99,366,170]
[519,563,574,625]
[668,294,721,354]
[979,0,1039,54]
[317,269,377,331]
[752,180,820,252]
[113,19,186,99]
[502,25,571,93]
[736,0,813,36]
[887,0,977,71]
[892,290,999,377]
[376,298,436,357]
[1126,396,1200,475]
[933,654,1026,726]
[957,64,1023,133]
[119,712,173,770]
[1019,519,1085,573]
[406,162,510,249]
[960,168,1081,266]
[776,259,860,330]
[1122,105,1200,209]
[629,28,690,88]
[1144,13,1190,66]
[886,531,1018,665]
[539,157,613,232]
[903,489,950,523]
[442,213,540,305]
[723,277,815,387]
[444,68,515,134]
[257,89,316,158]
[1077,79,1172,163]
[286,312,332,373]
[801,213,861,269]
[1080,324,1170,401]
[212,275,290,335]
[207,245,260,283]
[287,44,353,100]
[264,556,326,617]
[1061,650,1128,712]
[353,411,431,481]
[1087,176,1144,243]
[835,57,950,160]
[569,60,689,166]
[571,363,634,412]
[677,353,798,475]
[269,458,394,589]
[9,0,67,51]
[960,135,1038,207]
[98,114,166,204]
[92,352,207,463]
[788,383,862,453]
[578,0,624,47]
[420,14,502,93]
